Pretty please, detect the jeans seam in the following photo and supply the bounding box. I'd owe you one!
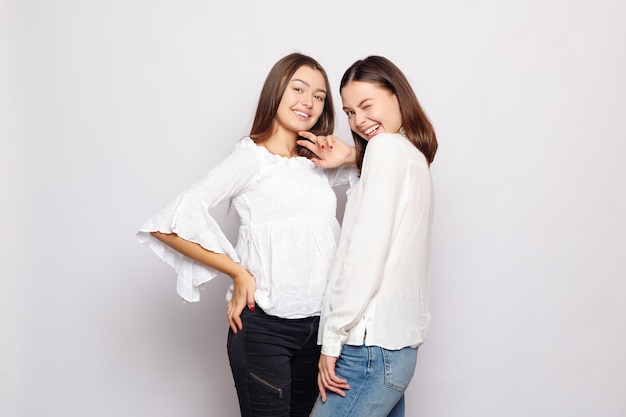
[343,367,372,417]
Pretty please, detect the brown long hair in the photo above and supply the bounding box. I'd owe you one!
[340,56,437,171]
[249,53,335,158]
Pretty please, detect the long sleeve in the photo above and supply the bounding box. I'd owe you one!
[319,133,434,356]
[137,140,262,302]
[324,164,359,188]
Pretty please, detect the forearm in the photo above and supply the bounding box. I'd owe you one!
[150,231,247,279]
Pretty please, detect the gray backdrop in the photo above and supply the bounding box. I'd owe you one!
[3,0,625,416]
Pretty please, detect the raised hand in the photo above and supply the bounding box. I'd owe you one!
[297,131,356,169]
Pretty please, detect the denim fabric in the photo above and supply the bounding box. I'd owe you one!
[227,307,321,417]
[311,344,418,417]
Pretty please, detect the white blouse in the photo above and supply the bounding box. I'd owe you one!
[318,133,434,356]
[137,137,355,319]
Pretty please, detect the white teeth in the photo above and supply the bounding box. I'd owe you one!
[294,111,309,118]
[365,124,379,135]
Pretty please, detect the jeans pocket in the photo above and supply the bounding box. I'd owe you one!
[382,347,418,392]
[249,371,287,408]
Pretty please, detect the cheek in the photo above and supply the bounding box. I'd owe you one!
[314,100,325,114]
[348,119,366,139]
[276,97,290,114]
[310,103,323,121]
[391,100,403,129]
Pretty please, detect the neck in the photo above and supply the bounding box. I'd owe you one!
[262,128,299,158]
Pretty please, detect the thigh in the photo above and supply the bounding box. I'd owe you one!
[387,395,405,417]
[311,345,372,417]
[228,308,292,417]
[311,345,417,417]
[289,318,321,417]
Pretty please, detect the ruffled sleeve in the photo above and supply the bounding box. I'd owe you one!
[137,139,262,302]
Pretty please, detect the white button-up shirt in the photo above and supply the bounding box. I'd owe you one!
[318,133,434,356]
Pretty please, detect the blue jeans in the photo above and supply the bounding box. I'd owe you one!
[310,344,418,417]
[227,306,321,417]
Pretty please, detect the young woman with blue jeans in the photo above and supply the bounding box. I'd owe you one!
[301,56,438,417]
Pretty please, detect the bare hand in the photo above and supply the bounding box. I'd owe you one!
[317,354,350,402]
[227,271,256,334]
[297,131,356,169]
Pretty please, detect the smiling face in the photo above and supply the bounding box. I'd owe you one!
[275,65,327,135]
[341,80,402,141]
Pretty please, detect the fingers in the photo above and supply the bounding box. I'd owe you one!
[295,135,320,154]
[319,371,347,397]
[317,354,350,399]
[229,271,256,333]
[325,383,347,397]
[227,301,244,333]
[297,132,334,150]
[324,369,349,394]
[326,135,339,147]
[317,373,327,403]
[317,136,333,150]
[297,130,316,142]
[232,314,243,333]
[247,292,255,312]
[296,132,357,170]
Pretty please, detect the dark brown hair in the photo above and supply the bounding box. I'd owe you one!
[340,56,437,171]
[249,53,335,158]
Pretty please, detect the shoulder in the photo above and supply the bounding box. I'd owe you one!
[367,133,410,150]
[367,133,427,167]
[206,137,263,178]
[227,137,263,162]
[365,133,410,162]
[233,136,258,153]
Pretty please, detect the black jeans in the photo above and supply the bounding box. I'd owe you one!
[227,306,321,417]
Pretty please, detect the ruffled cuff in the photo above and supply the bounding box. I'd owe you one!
[137,193,239,302]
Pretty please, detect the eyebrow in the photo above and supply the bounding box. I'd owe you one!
[291,78,327,94]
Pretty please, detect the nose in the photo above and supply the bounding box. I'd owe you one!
[355,110,367,126]
[301,94,313,108]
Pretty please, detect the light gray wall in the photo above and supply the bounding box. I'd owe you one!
[3,0,625,416]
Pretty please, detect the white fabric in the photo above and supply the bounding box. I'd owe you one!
[138,137,355,319]
[318,133,434,356]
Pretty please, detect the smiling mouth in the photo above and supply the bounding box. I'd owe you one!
[364,124,380,135]
[293,110,310,119]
